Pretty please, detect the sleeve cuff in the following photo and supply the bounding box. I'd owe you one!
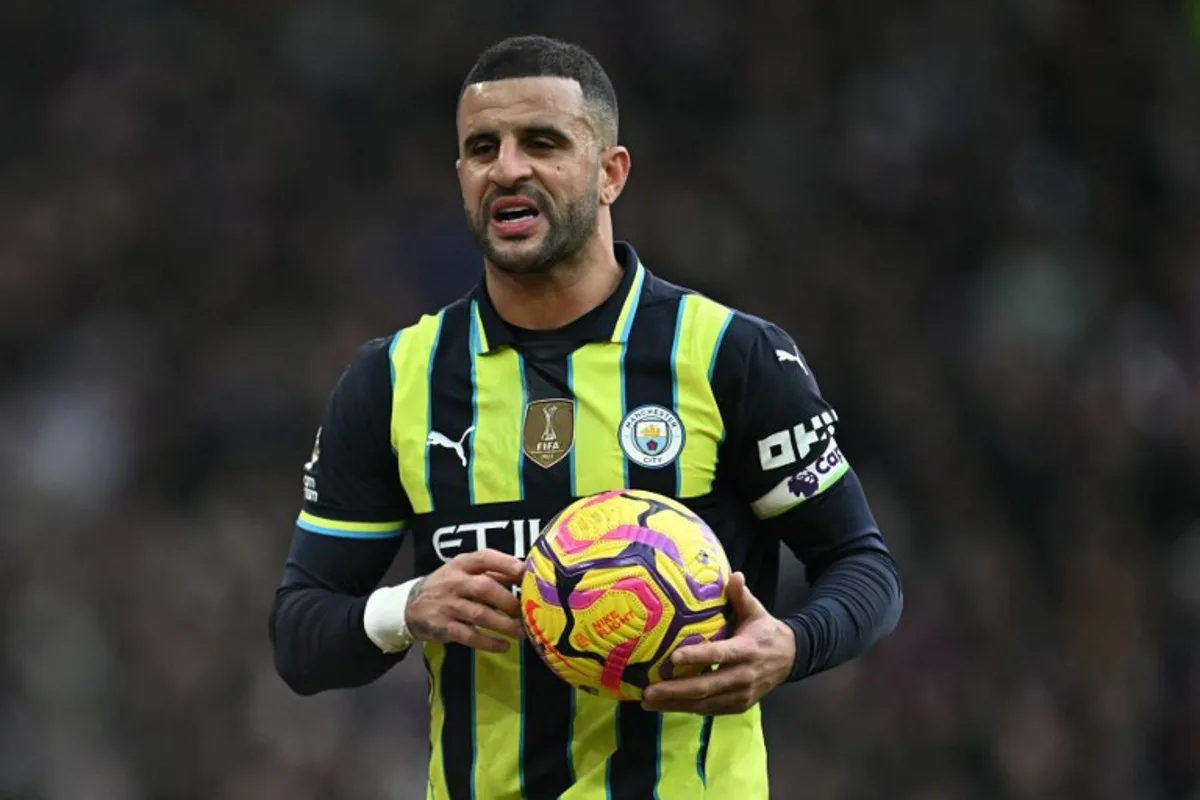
[363,578,423,654]
[782,614,815,683]
[350,594,409,663]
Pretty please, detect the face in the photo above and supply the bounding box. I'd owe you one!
[456,76,627,275]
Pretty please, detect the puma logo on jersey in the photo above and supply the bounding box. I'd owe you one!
[775,346,809,374]
[426,426,475,467]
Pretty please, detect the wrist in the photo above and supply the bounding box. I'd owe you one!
[363,577,424,654]
[781,615,813,683]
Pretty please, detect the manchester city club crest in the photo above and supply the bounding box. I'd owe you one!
[619,405,684,468]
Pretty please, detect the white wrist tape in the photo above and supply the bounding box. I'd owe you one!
[363,577,423,654]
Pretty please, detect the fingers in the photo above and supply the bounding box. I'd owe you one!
[641,690,756,716]
[727,571,766,620]
[406,554,531,651]
[670,637,754,667]
[445,620,512,653]
[456,549,526,581]
[461,574,523,619]
[448,598,526,640]
[641,665,758,715]
[643,664,751,704]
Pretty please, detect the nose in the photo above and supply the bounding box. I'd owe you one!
[488,138,533,188]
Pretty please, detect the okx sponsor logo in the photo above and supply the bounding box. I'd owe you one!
[757,410,839,471]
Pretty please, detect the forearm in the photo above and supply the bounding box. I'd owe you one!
[270,585,406,695]
[781,547,902,682]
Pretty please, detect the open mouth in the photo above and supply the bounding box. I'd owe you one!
[491,203,541,223]
[489,199,542,236]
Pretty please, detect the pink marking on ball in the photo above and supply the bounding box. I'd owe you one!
[580,490,625,509]
[550,492,628,555]
[601,638,638,694]
[567,588,608,610]
[610,576,664,631]
[550,526,595,556]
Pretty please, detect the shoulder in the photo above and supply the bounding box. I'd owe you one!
[639,271,806,368]
[388,295,472,343]
[339,292,469,397]
[382,295,473,365]
[327,336,394,411]
[645,269,794,352]
[633,270,691,320]
[712,306,808,372]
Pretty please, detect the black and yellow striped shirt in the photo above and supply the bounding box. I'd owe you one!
[272,242,901,799]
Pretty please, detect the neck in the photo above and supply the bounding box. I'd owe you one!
[484,229,623,331]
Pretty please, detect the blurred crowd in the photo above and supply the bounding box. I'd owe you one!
[1,1,1198,798]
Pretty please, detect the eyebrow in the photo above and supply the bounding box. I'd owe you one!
[461,124,573,152]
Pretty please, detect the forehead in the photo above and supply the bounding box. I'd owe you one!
[457,76,591,138]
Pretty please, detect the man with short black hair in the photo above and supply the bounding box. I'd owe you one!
[271,34,903,799]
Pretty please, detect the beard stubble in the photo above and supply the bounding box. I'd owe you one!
[467,180,600,275]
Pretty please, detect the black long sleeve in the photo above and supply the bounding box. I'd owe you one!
[269,338,413,695]
[770,469,904,682]
[707,314,904,682]
[270,587,402,695]
[781,543,903,682]
[270,530,408,695]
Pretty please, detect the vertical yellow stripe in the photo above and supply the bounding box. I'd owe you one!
[703,705,769,799]
[565,342,627,791]
[655,715,707,797]
[559,691,616,795]
[610,263,646,342]
[468,339,527,798]
[392,314,447,798]
[570,344,626,498]
[674,295,732,498]
[472,652,523,797]
[469,347,524,505]
[425,643,449,800]
[471,300,490,353]
[391,312,444,514]
[657,294,733,798]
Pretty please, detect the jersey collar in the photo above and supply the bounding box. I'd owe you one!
[470,241,647,355]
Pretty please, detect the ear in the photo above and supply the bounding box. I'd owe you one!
[455,157,468,201]
[598,145,631,207]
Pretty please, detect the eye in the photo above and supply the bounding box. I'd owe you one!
[469,141,496,158]
[527,138,556,151]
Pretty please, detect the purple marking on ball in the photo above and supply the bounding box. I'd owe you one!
[534,576,561,607]
[602,525,683,563]
[557,542,725,606]
[594,528,727,603]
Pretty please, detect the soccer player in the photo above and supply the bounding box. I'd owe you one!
[271,35,903,799]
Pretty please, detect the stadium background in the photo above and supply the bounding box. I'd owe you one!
[1,2,1198,798]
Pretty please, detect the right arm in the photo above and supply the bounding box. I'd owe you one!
[271,532,406,695]
[269,337,527,696]
[269,338,411,695]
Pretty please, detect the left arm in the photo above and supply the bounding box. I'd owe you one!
[769,469,902,682]
[642,315,902,713]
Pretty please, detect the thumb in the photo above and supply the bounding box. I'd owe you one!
[727,571,766,620]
